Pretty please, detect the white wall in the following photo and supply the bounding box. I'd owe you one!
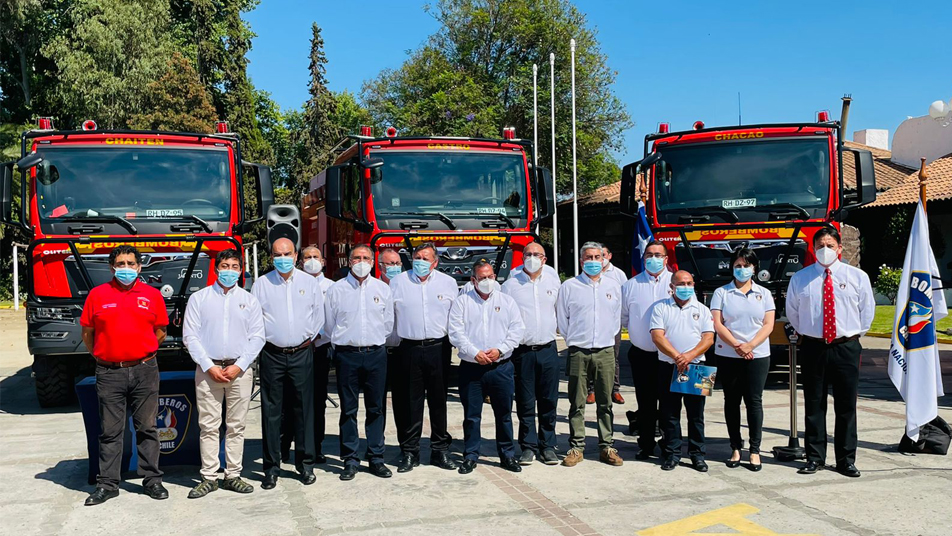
[891,115,952,169]
[853,129,888,150]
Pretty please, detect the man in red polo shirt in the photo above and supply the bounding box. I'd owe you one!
[80,245,169,506]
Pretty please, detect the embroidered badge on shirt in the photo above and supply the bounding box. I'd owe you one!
[494,306,501,312]
[239,303,246,310]
[693,313,700,321]
[374,296,380,304]
[839,283,847,290]
[755,294,763,301]
[606,293,613,300]
[137,297,150,309]
[299,289,305,295]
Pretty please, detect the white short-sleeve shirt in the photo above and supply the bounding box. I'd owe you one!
[709,282,775,358]
[649,296,714,364]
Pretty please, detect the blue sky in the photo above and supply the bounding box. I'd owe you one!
[246,0,950,162]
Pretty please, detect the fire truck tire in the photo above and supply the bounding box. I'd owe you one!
[34,356,75,408]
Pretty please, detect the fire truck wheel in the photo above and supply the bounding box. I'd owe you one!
[34,356,75,408]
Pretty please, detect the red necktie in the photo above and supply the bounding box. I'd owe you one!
[823,268,836,343]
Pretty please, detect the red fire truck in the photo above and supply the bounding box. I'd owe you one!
[302,126,553,284]
[0,118,274,406]
[620,113,877,319]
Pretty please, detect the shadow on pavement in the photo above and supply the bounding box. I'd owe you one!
[0,366,81,415]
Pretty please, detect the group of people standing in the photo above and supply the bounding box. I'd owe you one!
[79,225,874,506]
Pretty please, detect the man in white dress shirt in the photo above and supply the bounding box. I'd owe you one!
[390,243,458,472]
[589,245,627,405]
[252,238,325,489]
[449,259,526,474]
[502,242,561,466]
[324,244,394,481]
[557,241,623,468]
[184,249,266,498]
[300,246,335,464]
[787,227,874,478]
[620,240,672,460]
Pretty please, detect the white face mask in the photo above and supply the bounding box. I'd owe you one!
[602,258,610,268]
[350,261,372,278]
[303,259,323,274]
[815,246,838,266]
[476,278,498,295]
[523,255,543,274]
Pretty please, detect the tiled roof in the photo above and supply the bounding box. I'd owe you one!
[842,141,912,191]
[864,153,952,207]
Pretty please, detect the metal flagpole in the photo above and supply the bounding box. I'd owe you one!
[252,242,259,280]
[533,64,539,165]
[570,38,579,276]
[550,52,559,275]
[13,243,19,311]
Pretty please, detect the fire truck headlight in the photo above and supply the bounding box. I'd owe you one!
[30,307,74,323]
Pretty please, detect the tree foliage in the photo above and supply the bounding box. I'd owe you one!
[129,52,218,132]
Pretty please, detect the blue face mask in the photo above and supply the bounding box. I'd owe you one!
[273,256,294,274]
[674,285,695,301]
[644,256,665,274]
[217,269,240,288]
[582,260,603,277]
[412,259,432,278]
[114,268,139,286]
[733,266,754,282]
[385,265,403,280]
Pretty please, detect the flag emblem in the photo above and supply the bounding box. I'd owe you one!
[895,272,937,351]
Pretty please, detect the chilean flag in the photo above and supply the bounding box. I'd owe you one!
[631,199,655,275]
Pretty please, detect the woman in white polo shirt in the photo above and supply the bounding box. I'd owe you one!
[711,248,775,472]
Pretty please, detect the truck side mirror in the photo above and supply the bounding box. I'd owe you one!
[847,148,877,206]
[325,165,344,220]
[620,162,638,217]
[238,162,275,232]
[1,161,13,224]
[534,167,554,220]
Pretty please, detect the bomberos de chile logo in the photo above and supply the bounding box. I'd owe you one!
[156,394,192,454]
[895,271,937,352]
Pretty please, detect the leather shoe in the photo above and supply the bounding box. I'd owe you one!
[726,450,742,468]
[837,463,861,478]
[314,454,327,464]
[261,474,278,489]
[500,457,522,473]
[430,451,457,470]
[661,457,678,471]
[369,461,392,478]
[397,452,420,473]
[798,461,821,475]
[145,482,169,500]
[340,464,358,481]
[612,392,625,404]
[84,487,119,506]
[691,457,709,473]
[458,459,477,474]
[300,470,316,485]
[586,392,596,404]
[635,447,653,461]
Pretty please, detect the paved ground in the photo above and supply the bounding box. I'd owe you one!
[1,308,951,536]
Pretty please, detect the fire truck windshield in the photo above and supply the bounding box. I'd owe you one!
[370,151,527,221]
[653,137,831,224]
[33,146,232,223]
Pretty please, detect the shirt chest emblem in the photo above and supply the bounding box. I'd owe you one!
[137,297,150,310]
[494,306,501,312]
[692,312,700,321]
[755,294,763,301]
[102,303,117,309]
[299,289,306,295]
[374,296,380,304]
[606,293,613,300]
[239,303,246,310]
[839,283,847,290]
[547,290,553,296]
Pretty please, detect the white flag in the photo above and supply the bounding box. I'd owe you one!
[887,201,948,440]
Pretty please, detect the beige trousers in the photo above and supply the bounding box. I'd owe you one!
[195,367,253,479]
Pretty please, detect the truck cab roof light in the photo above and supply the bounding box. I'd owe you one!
[38,117,54,130]
[503,127,516,140]
[658,122,670,134]
[385,126,397,138]
[693,120,705,130]
[816,110,831,123]
[81,120,97,131]
[215,121,230,134]
[359,125,373,137]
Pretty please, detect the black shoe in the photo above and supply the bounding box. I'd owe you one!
[430,451,458,471]
[661,457,678,471]
[397,452,420,473]
[84,487,119,506]
[500,457,522,473]
[726,450,742,468]
[340,464,358,481]
[635,449,653,461]
[261,474,278,489]
[145,482,169,500]
[518,449,536,465]
[691,457,709,473]
[369,462,392,478]
[458,459,477,474]
[748,453,762,472]
[541,449,559,465]
[300,470,316,485]
[837,463,861,478]
[798,461,822,475]
[626,410,639,436]
[314,454,327,464]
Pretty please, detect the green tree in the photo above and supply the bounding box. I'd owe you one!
[361,0,632,195]
[129,52,218,132]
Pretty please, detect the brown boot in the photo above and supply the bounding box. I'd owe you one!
[600,447,623,466]
[561,448,584,467]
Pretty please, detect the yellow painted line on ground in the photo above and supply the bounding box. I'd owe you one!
[637,503,820,536]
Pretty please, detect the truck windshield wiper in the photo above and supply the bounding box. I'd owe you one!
[763,202,810,219]
[384,211,458,230]
[163,214,212,233]
[668,206,739,223]
[64,214,138,234]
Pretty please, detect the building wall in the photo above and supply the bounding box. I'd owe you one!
[891,116,952,169]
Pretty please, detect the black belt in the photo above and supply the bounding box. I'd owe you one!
[803,335,860,346]
[522,341,556,352]
[212,358,237,367]
[402,338,444,346]
[264,340,311,354]
[462,358,510,368]
[95,354,155,369]
[336,344,383,353]
[567,345,612,353]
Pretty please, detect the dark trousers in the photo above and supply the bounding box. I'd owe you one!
[589,332,622,394]
[628,346,660,453]
[458,359,516,461]
[335,345,387,465]
[657,361,706,461]
[280,344,331,461]
[393,338,452,455]
[718,356,770,453]
[95,358,162,490]
[260,345,315,476]
[513,342,559,452]
[801,337,861,467]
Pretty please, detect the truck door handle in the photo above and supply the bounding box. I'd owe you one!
[68,224,104,234]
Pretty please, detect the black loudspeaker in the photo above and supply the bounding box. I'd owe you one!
[266,204,302,250]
